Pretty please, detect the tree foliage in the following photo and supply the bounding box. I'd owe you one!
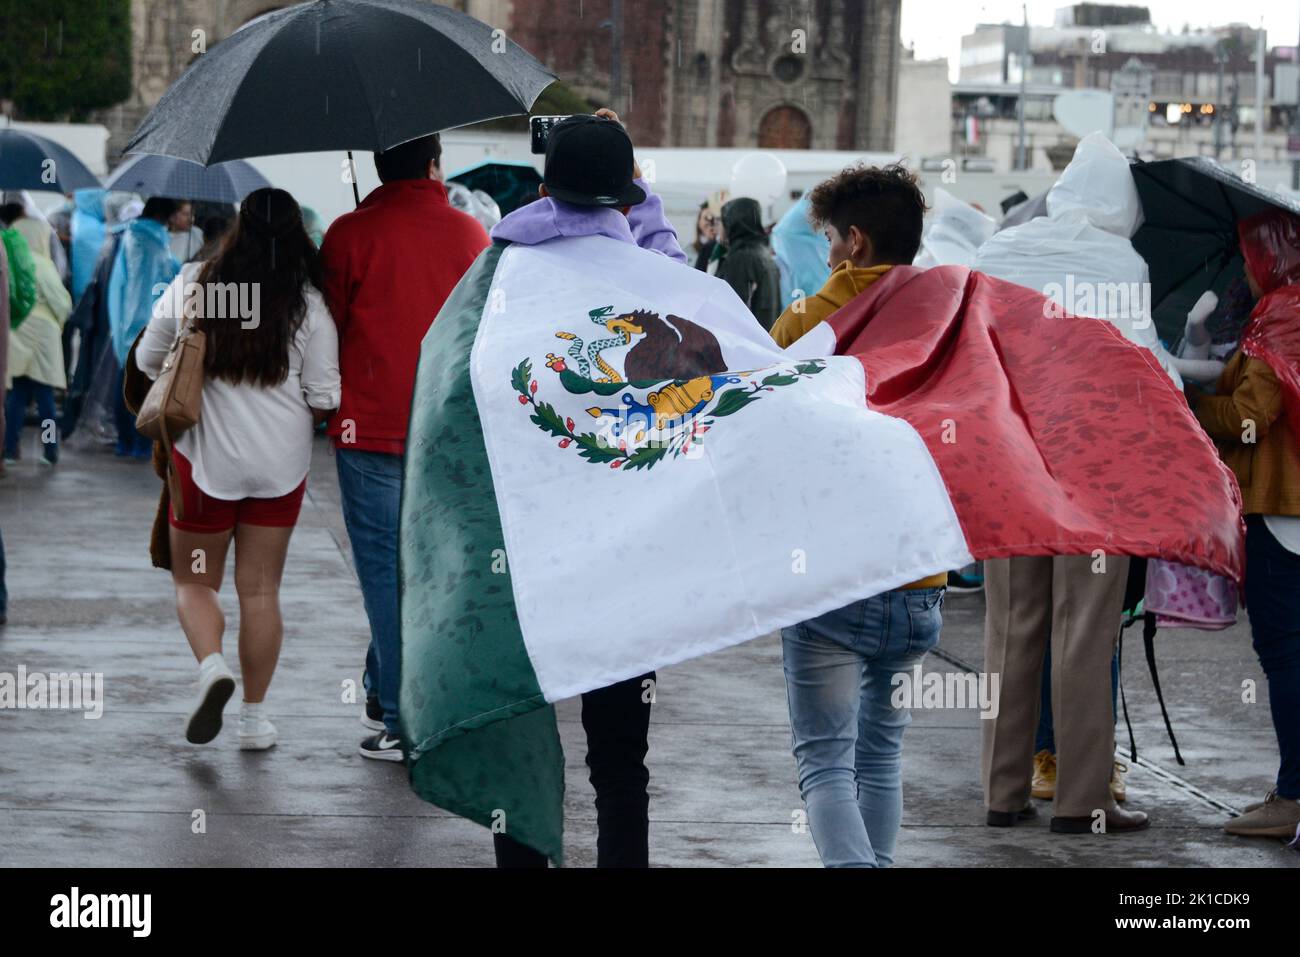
[0,0,132,120]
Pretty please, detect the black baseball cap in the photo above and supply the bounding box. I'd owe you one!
[543,115,646,208]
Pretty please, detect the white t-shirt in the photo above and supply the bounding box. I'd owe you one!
[1264,516,1300,556]
[136,264,341,499]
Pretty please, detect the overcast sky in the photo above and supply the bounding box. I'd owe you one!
[899,1,1300,80]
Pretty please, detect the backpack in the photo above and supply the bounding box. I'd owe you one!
[3,227,38,328]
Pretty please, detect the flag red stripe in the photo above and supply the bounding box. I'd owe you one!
[827,265,1245,582]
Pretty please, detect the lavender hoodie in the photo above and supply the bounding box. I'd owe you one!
[490,178,687,263]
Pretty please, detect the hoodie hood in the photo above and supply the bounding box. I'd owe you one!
[1238,208,1300,295]
[721,197,768,248]
[73,188,106,221]
[490,195,636,247]
[1045,132,1143,237]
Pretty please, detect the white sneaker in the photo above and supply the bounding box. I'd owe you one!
[238,707,278,751]
[186,653,236,744]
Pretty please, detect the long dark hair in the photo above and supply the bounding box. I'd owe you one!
[195,187,322,388]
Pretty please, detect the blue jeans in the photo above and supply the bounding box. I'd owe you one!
[336,448,404,735]
[0,526,7,619]
[113,368,151,457]
[782,587,944,867]
[1245,515,1300,799]
[1036,645,1119,754]
[5,377,58,461]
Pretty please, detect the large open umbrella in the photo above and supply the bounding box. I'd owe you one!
[449,160,542,215]
[1131,156,1300,343]
[104,154,269,205]
[0,128,101,193]
[126,0,555,203]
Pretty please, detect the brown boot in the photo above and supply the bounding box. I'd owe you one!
[1241,787,1276,815]
[1051,800,1149,834]
[1110,760,1128,803]
[1224,791,1300,839]
[1031,749,1056,800]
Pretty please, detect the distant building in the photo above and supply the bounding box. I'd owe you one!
[98,0,903,160]
[953,3,1297,170]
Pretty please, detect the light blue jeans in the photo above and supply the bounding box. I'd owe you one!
[336,448,404,735]
[782,586,944,867]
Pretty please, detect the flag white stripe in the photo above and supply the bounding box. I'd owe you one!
[472,236,971,702]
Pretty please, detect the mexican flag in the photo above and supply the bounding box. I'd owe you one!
[400,233,1243,864]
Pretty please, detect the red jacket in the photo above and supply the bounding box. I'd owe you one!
[321,179,489,454]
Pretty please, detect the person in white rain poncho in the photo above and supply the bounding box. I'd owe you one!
[975,132,1182,388]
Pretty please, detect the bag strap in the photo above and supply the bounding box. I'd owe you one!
[1118,618,1137,762]
[1142,611,1184,766]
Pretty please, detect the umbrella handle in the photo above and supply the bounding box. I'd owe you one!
[347,150,360,208]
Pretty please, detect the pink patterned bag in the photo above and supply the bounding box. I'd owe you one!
[1144,559,1238,630]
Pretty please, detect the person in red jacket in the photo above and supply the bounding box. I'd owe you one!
[321,133,489,761]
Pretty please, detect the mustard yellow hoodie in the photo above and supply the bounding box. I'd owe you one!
[771,261,892,349]
[771,260,947,590]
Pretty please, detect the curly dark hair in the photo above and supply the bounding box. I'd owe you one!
[807,163,927,265]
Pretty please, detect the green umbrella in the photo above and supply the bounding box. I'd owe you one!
[449,160,542,216]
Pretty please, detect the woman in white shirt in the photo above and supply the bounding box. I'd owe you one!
[137,188,340,751]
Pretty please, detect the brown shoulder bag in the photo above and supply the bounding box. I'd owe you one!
[135,323,207,519]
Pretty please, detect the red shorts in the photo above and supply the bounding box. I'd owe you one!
[169,450,306,533]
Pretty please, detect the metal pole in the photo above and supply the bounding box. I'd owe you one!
[1255,22,1265,164]
[1214,42,1225,160]
[1293,0,1300,189]
[1016,5,1028,171]
[609,0,624,114]
[347,150,360,207]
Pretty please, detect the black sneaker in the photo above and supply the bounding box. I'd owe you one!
[359,731,405,762]
[361,696,384,731]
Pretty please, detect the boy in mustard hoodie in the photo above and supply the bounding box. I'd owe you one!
[773,164,947,866]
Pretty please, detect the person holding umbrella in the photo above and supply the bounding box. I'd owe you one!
[320,133,490,760]
[118,0,557,759]
[1190,209,1300,840]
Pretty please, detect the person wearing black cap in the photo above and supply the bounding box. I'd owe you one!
[484,111,684,867]
[493,110,686,263]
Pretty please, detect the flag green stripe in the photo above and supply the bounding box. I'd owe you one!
[399,242,565,864]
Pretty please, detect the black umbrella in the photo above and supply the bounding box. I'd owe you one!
[1131,156,1300,343]
[104,154,270,204]
[0,128,101,193]
[449,160,542,215]
[126,0,555,204]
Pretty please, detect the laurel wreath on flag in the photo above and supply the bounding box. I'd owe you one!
[511,358,827,472]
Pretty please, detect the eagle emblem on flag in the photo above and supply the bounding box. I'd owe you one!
[512,305,826,470]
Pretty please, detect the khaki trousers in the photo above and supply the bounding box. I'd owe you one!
[982,554,1129,818]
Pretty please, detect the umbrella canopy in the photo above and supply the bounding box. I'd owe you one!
[104,154,270,204]
[0,128,101,193]
[1131,156,1300,343]
[126,0,556,165]
[448,160,542,215]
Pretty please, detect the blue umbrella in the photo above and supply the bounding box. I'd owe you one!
[0,128,101,193]
[104,154,270,204]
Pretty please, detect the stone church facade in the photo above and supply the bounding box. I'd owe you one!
[100,0,899,158]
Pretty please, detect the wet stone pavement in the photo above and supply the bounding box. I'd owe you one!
[0,436,1296,867]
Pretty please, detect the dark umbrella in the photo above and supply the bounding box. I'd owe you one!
[104,154,270,205]
[1131,156,1300,343]
[449,160,542,215]
[126,0,555,203]
[0,128,101,193]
